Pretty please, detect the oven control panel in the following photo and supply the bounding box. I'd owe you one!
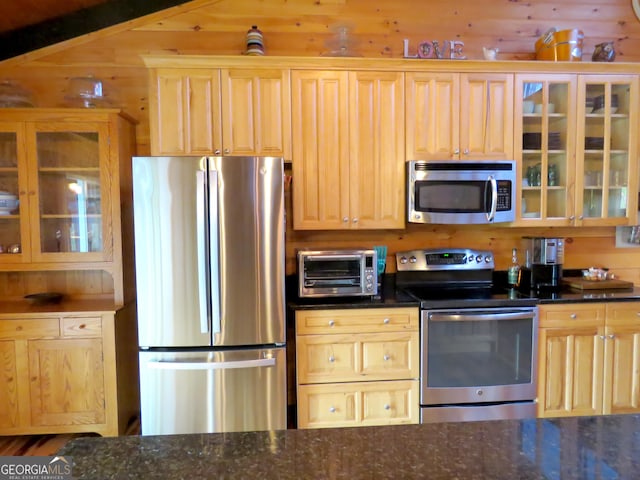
[396,248,494,271]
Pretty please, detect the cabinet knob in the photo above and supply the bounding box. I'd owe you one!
[570,313,577,319]
[328,320,335,327]
[569,215,575,221]
[608,334,615,339]
[384,404,391,410]
[214,149,221,155]
[599,335,607,340]
[328,355,335,363]
[463,149,470,155]
[352,217,358,223]
[453,148,460,155]
[224,149,230,154]
[329,406,336,413]
[383,354,390,361]
[578,216,583,220]
[383,318,390,324]
[342,217,349,223]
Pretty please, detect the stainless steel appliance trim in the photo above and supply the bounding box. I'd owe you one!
[487,175,497,222]
[196,170,210,336]
[207,168,221,335]
[428,310,536,322]
[147,357,276,370]
[420,401,537,423]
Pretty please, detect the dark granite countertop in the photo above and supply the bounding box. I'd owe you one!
[58,414,640,479]
[288,273,640,310]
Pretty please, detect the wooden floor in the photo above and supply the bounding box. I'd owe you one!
[0,418,140,456]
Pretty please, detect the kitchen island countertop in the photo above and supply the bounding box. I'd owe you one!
[58,414,640,479]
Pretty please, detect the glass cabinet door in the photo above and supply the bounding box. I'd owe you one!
[0,124,28,263]
[516,75,576,225]
[28,122,111,262]
[577,75,637,224]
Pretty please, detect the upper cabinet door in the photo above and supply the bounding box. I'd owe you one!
[405,72,459,160]
[515,74,577,226]
[150,68,222,156]
[576,75,639,226]
[291,70,350,230]
[26,121,113,264]
[0,122,30,264]
[349,71,405,229]
[460,73,514,160]
[220,69,291,159]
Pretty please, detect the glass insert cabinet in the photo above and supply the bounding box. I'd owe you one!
[0,117,113,265]
[515,74,638,226]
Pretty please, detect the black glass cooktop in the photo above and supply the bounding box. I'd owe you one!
[400,285,539,309]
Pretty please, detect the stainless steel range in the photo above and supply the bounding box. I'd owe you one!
[395,248,538,423]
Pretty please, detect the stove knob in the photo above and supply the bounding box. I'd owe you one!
[366,274,373,281]
[399,256,408,264]
[467,256,474,263]
[409,256,417,263]
[475,255,483,263]
[485,255,492,263]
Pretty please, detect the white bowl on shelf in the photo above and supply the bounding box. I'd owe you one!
[0,192,18,213]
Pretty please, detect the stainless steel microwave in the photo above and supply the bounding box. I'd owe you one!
[298,249,378,298]
[407,160,516,224]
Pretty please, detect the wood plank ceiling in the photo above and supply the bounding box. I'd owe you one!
[0,0,188,61]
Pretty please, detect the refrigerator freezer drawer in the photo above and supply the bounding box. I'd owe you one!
[139,347,286,435]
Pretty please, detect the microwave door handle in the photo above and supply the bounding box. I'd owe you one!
[486,175,497,222]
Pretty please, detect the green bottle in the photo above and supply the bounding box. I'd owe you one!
[508,248,521,288]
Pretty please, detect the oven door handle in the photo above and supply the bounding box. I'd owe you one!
[428,311,534,322]
[486,175,497,222]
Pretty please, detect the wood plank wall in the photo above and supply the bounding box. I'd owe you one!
[1,0,640,284]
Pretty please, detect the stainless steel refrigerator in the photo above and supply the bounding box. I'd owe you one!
[132,156,286,435]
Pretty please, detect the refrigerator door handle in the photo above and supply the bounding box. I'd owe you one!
[196,170,210,335]
[146,357,276,370]
[207,167,222,335]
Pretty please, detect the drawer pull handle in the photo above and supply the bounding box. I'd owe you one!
[328,320,335,327]
[383,318,390,324]
[328,356,335,363]
[329,406,336,413]
[384,404,391,410]
[383,354,390,361]
[570,313,577,319]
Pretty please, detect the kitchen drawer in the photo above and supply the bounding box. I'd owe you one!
[605,302,640,326]
[0,318,59,340]
[297,380,419,429]
[538,303,606,328]
[62,317,103,337]
[296,332,418,384]
[296,308,418,335]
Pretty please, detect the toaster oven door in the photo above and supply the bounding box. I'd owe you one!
[299,253,376,297]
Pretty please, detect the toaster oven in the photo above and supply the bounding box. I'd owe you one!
[297,249,378,298]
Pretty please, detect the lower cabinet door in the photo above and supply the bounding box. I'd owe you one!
[297,380,418,429]
[28,338,106,427]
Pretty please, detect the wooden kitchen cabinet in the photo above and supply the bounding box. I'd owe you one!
[0,311,136,436]
[295,307,419,429]
[291,70,405,230]
[406,72,513,160]
[515,74,639,226]
[537,301,640,418]
[0,109,135,305]
[149,67,291,158]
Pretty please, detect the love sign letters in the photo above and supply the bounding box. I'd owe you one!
[403,39,466,60]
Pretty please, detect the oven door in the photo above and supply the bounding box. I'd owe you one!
[407,161,515,224]
[421,307,538,405]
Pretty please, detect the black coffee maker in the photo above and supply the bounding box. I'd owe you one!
[522,237,564,291]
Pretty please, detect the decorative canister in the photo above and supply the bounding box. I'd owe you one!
[245,25,264,56]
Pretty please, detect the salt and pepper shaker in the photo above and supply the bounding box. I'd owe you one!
[245,25,264,56]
